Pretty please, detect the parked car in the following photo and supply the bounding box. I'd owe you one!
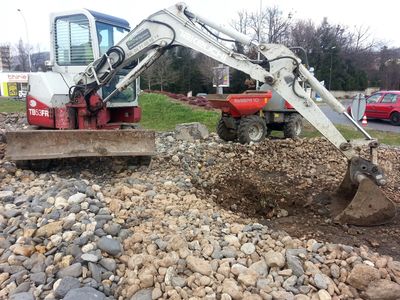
[347,91,400,125]
[196,93,207,98]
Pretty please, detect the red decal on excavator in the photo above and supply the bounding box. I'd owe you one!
[26,96,55,128]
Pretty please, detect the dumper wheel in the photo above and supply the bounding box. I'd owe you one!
[238,115,266,144]
[217,118,237,141]
[284,113,303,138]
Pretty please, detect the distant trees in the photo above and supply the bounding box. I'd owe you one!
[140,5,399,94]
[0,40,49,72]
[4,8,397,93]
[14,39,31,72]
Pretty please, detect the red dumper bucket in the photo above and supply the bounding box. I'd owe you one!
[208,91,272,117]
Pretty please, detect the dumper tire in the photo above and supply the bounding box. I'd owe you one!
[283,113,303,138]
[238,115,266,144]
[217,118,237,141]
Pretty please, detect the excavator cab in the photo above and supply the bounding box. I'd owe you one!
[50,9,139,106]
[6,9,154,164]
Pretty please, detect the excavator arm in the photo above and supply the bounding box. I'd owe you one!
[72,2,395,225]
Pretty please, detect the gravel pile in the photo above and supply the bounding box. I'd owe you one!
[0,120,399,299]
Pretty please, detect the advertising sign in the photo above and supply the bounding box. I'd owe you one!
[213,66,229,87]
[7,82,18,97]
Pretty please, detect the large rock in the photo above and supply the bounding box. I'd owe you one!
[237,269,258,286]
[347,264,380,290]
[68,192,86,204]
[249,260,269,277]
[57,263,82,278]
[175,122,209,142]
[0,191,14,202]
[63,287,106,300]
[387,261,400,279]
[131,288,152,300]
[35,221,63,238]
[314,273,328,289]
[222,278,242,300]
[363,279,400,300]
[186,255,212,275]
[97,236,122,256]
[10,292,34,300]
[286,254,304,277]
[54,277,80,298]
[264,251,285,268]
[318,290,332,300]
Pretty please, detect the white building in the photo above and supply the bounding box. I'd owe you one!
[0,72,28,97]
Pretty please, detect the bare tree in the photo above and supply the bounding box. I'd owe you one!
[290,20,317,48]
[263,6,292,44]
[230,10,251,53]
[346,25,376,52]
[197,53,217,86]
[142,53,178,91]
[14,39,32,71]
[231,6,292,57]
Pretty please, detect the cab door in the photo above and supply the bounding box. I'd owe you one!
[365,93,383,118]
[374,93,399,119]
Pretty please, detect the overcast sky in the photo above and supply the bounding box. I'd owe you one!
[1,0,399,51]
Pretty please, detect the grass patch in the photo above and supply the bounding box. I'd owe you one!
[0,97,25,113]
[139,93,219,131]
[295,122,399,146]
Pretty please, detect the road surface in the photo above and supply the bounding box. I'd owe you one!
[318,102,400,133]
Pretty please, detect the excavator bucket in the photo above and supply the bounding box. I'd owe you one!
[330,166,396,226]
[6,129,156,161]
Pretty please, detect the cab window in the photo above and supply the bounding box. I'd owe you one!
[96,22,128,55]
[381,93,398,103]
[366,93,381,103]
[55,14,93,65]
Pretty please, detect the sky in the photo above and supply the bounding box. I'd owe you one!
[1,0,399,51]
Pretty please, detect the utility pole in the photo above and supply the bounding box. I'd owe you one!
[255,0,262,90]
[328,46,336,90]
[17,8,32,72]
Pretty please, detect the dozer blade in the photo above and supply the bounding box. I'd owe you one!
[6,129,156,160]
[331,167,396,226]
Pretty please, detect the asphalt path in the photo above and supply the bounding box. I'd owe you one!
[318,100,400,133]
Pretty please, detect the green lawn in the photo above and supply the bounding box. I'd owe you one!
[0,97,25,113]
[139,93,220,132]
[266,122,400,146]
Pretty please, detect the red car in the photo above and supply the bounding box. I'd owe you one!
[348,91,400,125]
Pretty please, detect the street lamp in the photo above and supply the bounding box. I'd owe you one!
[328,46,336,90]
[256,0,262,90]
[17,8,32,72]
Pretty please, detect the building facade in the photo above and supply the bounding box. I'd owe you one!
[0,72,28,97]
[0,46,11,72]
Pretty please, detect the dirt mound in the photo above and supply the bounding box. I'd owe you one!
[198,137,400,258]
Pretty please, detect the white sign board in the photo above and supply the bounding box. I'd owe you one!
[212,66,229,87]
